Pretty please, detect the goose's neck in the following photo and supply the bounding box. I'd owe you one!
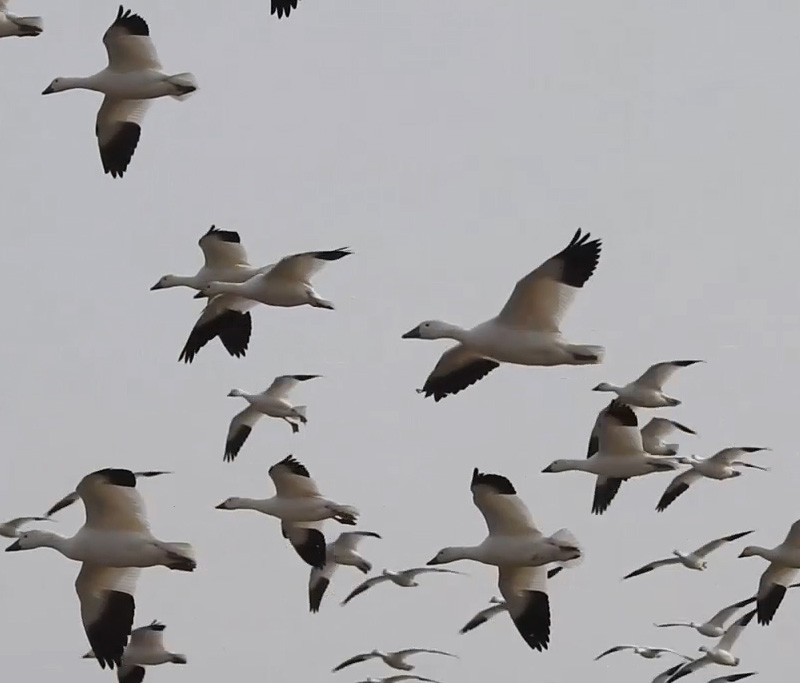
[57,76,100,92]
[227,497,267,511]
[556,459,592,472]
[445,546,483,561]
[34,532,76,558]
[170,275,201,288]
[440,323,470,343]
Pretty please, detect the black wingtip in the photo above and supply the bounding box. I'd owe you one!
[655,481,690,512]
[420,359,500,401]
[204,226,241,243]
[99,122,141,179]
[591,477,623,515]
[309,576,330,613]
[275,455,310,478]
[471,469,516,495]
[271,0,300,18]
[294,528,326,569]
[510,590,550,652]
[757,585,786,625]
[223,426,251,463]
[555,228,602,288]
[90,468,137,488]
[86,590,135,670]
[179,310,251,364]
[605,399,638,426]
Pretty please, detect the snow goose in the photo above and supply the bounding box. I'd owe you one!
[0,1,42,37]
[586,412,696,458]
[402,229,604,401]
[179,247,352,363]
[332,648,457,673]
[665,610,756,682]
[272,0,300,18]
[82,620,187,682]
[44,470,172,517]
[543,400,680,515]
[738,519,800,625]
[458,567,564,635]
[41,6,197,178]
[427,469,582,652]
[341,567,465,605]
[592,360,703,408]
[595,645,691,662]
[151,227,265,295]
[655,447,770,512]
[356,677,441,683]
[215,455,358,570]
[0,515,50,537]
[623,530,753,579]
[309,531,381,612]
[224,374,320,462]
[5,468,195,669]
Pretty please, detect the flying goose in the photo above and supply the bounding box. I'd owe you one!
[543,400,680,515]
[44,470,172,517]
[224,375,320,462]
[738,519,800,625]
[272,0,300,18]
[341,567,465,605]
[215,455,359,570]
[41,6,197,178]
[0,515,50,538]
[665,610,756,682]
[0,1,42,37]
[592,360,703,408]
[623,530,753,579]
[654,583,800,637]
[594,645,692,662]
[5,468,195,669]
[427,469,582,652]
[179,247,352,363]
[82,620,187,682]
[656,448,770,512]
[458,567,564,634]
[151,227,266,295]
[332,648,457,672]
[309,531,381,612]
[402,229,603,401]
[586,412,696,459]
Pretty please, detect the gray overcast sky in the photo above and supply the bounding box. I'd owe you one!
[2,1,799,681]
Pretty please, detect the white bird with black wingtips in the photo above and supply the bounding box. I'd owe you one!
[665,610,756,682]
[623,530,753,580]
[341,566,465,605]
[592,359,703,407]
[0,1,42,37]
[594,645,692,662]
[215,455,359,570]
[5,468,195,670]
[224,374,320,462]
[178,247,352,363]
[82,620,187,683]
[586,412,696,458]
[41,6,197,178]
[402,229,604,401]
[655,447,770,512]
[308,531,381,612]
[426,468,583,651]
[543,400,681,515]
[332,648,457,673]
[738,519,800,625]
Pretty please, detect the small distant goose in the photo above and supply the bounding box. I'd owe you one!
[592,360,703,408]
[82,620,186,683]
[656,448,770,512]
[586,413,696,458]
[309,531,381,612]
[654,583,800,637]
[341,567,464,605]
[0,515,50,538]
[459,566,564,635]
[738,519,800,625]
[665,610,756,682]
[543,400,680,515]
[427,469,582,652]
[45,470,172,517]
[5,468,195,669]
[41,6,197,178]
[215,455,358,570]
[224,375,319,461]
[623,530,753,580]
[355,677,441,683]
[151,227,267,295]
[179,247,352,363]
[272,0,300,18]
[402,229,603,401]
[595,645,692,662]
[332,648,457,673]
[0,1,42,37]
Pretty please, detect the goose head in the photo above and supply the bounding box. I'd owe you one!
[738,546,759,559]
[150,275,179,291]
[541,460,571,473]
[214,497,245,511]
[426,547,466,565]
[42,78,78,95]
[227,389,245,398]
[200,281,229,297]
[402,320,455,340]
[5,530,51,552]
[591,382,616,392]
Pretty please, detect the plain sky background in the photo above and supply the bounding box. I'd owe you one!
[2,1,799,681]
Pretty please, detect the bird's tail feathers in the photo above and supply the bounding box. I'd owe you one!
[167,73,198,100]
[548,528,584,568]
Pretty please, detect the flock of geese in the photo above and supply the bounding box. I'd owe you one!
[2,3,797,683]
